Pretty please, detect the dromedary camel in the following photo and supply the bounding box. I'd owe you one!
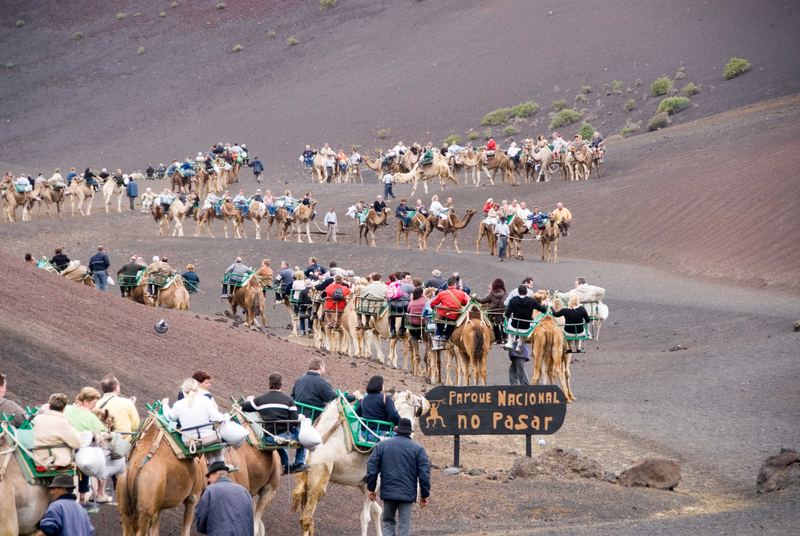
[0,423,50,536]
[284,201,317,244]
[67,178,94,216]
[311,154,328,183]
[478,149,516,186]
[291,392,429,536]
[425,209,476,253]
[448,311,492,386]
[529,312,575,402]
[220,199,245,239]
[246,199,270,240]
[410,157,458,197]
[102,175,126,213]
[528,145,558,183]
[152,195,195,237]
[229,273,267,330]
[540,215,560,262]
[568,145,592,181]
[155,274,191,310]
[357,207,390,247]
[2,188,32,222]
[31,182,65,219]
[475,220,498,256]
[360,154,384,181]
[507,215,531,260]
[117,416,205,536]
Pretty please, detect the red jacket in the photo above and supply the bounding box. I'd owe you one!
[324,283,350,311]
[486,138,497,151]
[482,201,493,215]
[430,287,469,320]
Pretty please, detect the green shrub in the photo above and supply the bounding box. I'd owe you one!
[320,0,337,9]
[610,80,623,94]
[503,125,519,137]
[15,19,25,28]
[266,29,276,38]
[551,99,567,111]
[510,101,539,118]
[623,98,636,112]
[116,12,127,20]
[171,1,179,7]
[675,66,686,80]
[232,44,243,53]
[72,31,84,40]
[216,2,226,10]
[580,85,592,94]
[620,120,641,137]
[647,112,669,131]
[549,108,581,129]
[286,36,299,46]
[159,11,167,17]
[4,63,14,69]
[575,93,587,103]
[657,96,690,115]
[481,107,511,126]
[375,128,390,139]
[578,123,595,140]
[443,134,461,146]
[467,130,479,141]
[682,82,699,96]
[137,46,145,55]
[650,76,673,97]
[723,57,751,80]
[634,78,643,86]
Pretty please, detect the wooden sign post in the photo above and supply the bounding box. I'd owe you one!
[418,385,567,467]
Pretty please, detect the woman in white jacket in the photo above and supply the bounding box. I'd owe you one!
[163,378,227,463]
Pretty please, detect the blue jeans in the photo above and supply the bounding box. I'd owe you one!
[384,183,395,198]
[92,270,108,291]
[497,236,508,258]
[264,428,302,468]
[382,500,413,536]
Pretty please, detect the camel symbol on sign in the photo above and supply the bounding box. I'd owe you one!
[425,400,446,429]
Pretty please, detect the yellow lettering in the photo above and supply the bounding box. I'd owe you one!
[553,391,560,404]
[470,414,480,429]
[498,390,506,406]
[514,415,528,431]
[457,414,467,430]
[504,414,514,430]
[531,415,540,430]
[448,391,456,406]
[544,416,553,431]
[492,412,503,429]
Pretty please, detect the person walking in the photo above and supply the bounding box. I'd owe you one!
[508,342,530,385]
[494,218,510,261]
[366,418,431,536]
[126,174,138,210]
[248,156,264,183]
[33,474,95,536]
[88,246,111,292]
[382,172,395,199]
[324,208,337,243]
[194,461,254,536]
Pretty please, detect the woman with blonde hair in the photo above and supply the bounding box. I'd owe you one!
[63,387,111,509]
[162,378,227,463]
[552,295,591,353]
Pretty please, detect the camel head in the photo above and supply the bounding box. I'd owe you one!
[393,390,429,429]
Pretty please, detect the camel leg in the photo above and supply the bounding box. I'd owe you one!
[436,233,447,253]
[553,241,558,263]
[255,220,261,240]
[306,222,313,243]
[223,219,229,239]
[452,234,460,254]
[359,484,382,536]
[299,464,333,536]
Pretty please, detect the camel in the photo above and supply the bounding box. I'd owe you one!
[345,161,363,183]
[102,176,126,213]
[457,149,483,185]
[2,187,32,222]
[400,147,421,172]
[357,207,390,247]
[360,154,384,180]
[229,273,267,330]
[475,220,498,256]
[283,201,317,243]
[410,213,436,250]
[117,416,205,536]
[152,195,194,237]
[568,145,592,181]
[168,167,194,194]
[61,260,96,287]
[589,149,603,178]
[67,178,94,216]
[540,215,560,262]
[529,145,559,183]
[30,182,66,219]
[424,209,476,253]
[155,274,191,310]
[529,313,575,402]
[193,204,218,238]
[291,391,429,536]
[247,199,270,239]
[351,285,405,366]
[410,157,458,197]
[448,312,492,386]
[311,154,329,183]
[477,149,516,186]
[220,199,245,239]
[507,215,531,260]
[0,424,51,536]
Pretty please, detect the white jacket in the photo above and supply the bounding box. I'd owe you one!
[164,395,225,443]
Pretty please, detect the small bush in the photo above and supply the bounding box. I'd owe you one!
[375,128,390,139]
[72,31,84,40]
[232,44,243,53]
[4,63,14,69]
[634,78,643,86]
[16,19,25,28]
[467,130,480,141]
[723,57,751,80]
[171,1,179,7]
[503,125,519,137]
[286,36,299,46]
[580,85,592,94]
[551,99,567,111]
[657,96,690,115]
[575,93,588,103]
[610,80,623,94]
[647,112,669,131]
[682,82,699,96]
[320,0,337,9]
[650,76,673,96]
[216,2,226,10]
[266,29,276,38]
[443,134,461,146]
[620,120,641,137]
[137,46,145,55]
[675,66,686,80]
[578,123,595,140]
[481,107,512,126]
[623,98,636,112]
[116,13,127,20]
[510,101,539,118]
[159,11,167,17]
[549,108,581,129]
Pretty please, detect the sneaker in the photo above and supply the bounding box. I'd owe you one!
[94,495,113,504]
[282,465,290,475]
[289,463,309,474]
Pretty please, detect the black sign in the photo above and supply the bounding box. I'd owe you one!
[419,385,567,436]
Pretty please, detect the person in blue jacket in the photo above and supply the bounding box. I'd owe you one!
[248,156,264,183]
[126,175,138,210]
[37,474,95,536]
[356,375,400,442]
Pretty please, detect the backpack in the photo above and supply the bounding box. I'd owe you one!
[331,286,345,302]
[386,283,402,300]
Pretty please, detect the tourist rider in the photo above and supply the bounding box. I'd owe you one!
[182,264,200,294]
[304,257,327,279]
[162,378,227,465]
[477,278,508,344]
[241,372,306,474]
[88,245,111,292]
[429,277,469,350]
[355,375,401,441]
[366,417,431,536]
[405,286,427,341]
[423,269,445,290]
[50,247,71,272]
[552,295,592,353]
[32,393,82,469]
[552,202,573,237]
[0,372,26,427]
[274,260,294,304]
[117,255,143,297]
[98,374,140,436]
[221,256,250,298]
[530,205,548,239]
[373,195,387,214]
[37,474,95,536]
[504,285,547,351]
[429,195,444,220]
[395,198,412,230]
[358,273,387,330]
[387,274,413,338]
[255,258,273,297]
[413,198,428,218]
[324,275,351,330]
[63,387,109,509]
[551,132,569,158]
[146,256,174,298]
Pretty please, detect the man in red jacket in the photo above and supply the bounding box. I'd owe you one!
[324,275,351,330]
[429,277,469,350]
[486,137,497,153]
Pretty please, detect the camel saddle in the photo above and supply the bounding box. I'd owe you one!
[338,395,395,452]
[145,405,223,460]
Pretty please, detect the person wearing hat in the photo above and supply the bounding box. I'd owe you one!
[34,474,95,535]
[366,417,431,536]
[117,255,142,297]
[194,461,253,536]
[222,256,249,298]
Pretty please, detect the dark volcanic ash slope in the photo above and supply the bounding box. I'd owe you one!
[1,0,799,172]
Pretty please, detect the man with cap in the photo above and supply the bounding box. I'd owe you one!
[366,418,431,536]
[117,255,143,297]
[222,256,250,298]
[34,474,95,535]
[194,461,254,536]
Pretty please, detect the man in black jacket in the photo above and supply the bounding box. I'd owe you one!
[49,248,70,272]
[290,358,337,469]
[116,255,143,297]
[367,418,431,536]
[88,245,111,292]
[242,373,305,474]
[504,285,547,351]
